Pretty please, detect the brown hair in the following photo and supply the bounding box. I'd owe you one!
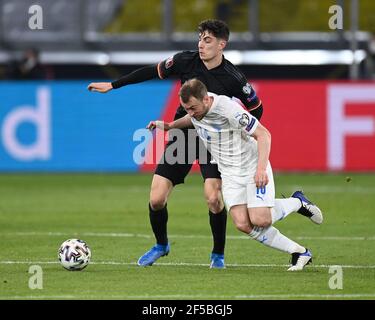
[198,19,230,41]
[179,79,208,103]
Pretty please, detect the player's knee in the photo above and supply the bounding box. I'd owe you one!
[206,194,221,212]
[251,216,272,228]
[234,221,251,234]
[149,195,167,211]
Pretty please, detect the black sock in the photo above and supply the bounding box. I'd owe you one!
[149,203,168,246]
[209,207,227,255]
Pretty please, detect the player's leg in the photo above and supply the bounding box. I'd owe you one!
[290,191,323,224]
[246,164,312,271]
[266,163,323,224]
[220,176,250,268]
[272,196,323,224]
[137,137,193,266]
[149,174,174,244]
[204,178,223,214]
[229,205,312,271]
[199,138,227,268]
[229,204,252,234]
[272,197,323,225]
[137,173,174,267]
[228,203,306,256]
[271,198,301,223]
[253,162,298,223]
[248,207,306,256]
[271,198,323,224]
[203,177,227,268]
[248,207,312,271]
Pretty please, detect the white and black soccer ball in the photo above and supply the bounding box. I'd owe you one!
[58,239,91,271]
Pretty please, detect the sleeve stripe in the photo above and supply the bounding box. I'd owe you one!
[157,62,164,79]
[245,118,256,132]
[247,100,262,111]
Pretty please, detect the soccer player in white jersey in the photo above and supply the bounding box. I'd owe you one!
[148,79,323,271]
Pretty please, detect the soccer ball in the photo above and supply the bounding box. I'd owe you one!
[58,239,91,271]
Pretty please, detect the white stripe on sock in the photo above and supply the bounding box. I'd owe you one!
[250,226,305,254]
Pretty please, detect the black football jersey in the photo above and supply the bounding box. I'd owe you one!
[157,51,261,119]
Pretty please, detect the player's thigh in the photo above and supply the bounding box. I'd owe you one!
[221,177,247,211]
[247,164,275,227]
[203,178,222,199]
[229,204,251,233]
[155,161,192,186]
[199,162,221,182]
[155,129,193,186]
[247,163,275,209]
[203,178,223,212]
[150,174,174,209]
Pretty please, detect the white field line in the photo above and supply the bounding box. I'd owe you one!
[1,260,375,269]
[4,231,375,241]
[1,293,375,299]
[173,185,375,194]
[170,185,375,195]
[111,185,375,195]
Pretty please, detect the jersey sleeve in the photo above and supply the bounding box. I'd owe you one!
[225,96,259,136]
[229,72,261,111]
[157,51,192,79]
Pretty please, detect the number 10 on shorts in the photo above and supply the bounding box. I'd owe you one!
[256,186,266,195]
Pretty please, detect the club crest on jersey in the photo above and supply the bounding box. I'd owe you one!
[242,83,252,95]
[238,113,250,127]
[165,56,174,69]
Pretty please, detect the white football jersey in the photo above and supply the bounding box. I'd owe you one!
[191,93,259,177]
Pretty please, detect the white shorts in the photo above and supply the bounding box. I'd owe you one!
[221,162,275,209]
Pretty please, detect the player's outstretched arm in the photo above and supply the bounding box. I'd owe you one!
[88,65,159,94]
[170,114,193,129]
[87,82,113,93]
[147,115,193,131]
[111,65,159,89]
[147,120,170,131]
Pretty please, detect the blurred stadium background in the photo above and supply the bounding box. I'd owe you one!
[0,0,374,171]
[1,0,375,300]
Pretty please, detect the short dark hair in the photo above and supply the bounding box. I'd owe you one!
[198,19,230,41]
[179,79,208,103]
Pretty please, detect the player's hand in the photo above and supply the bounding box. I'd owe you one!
[87,82,113,93]
[254,168,269,188]
[147,120,170,131]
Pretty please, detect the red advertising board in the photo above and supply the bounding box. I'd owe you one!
[141,81,375,172]
[256,81,375,171]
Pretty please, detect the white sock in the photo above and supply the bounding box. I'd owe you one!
[249,226,305,254]
[271,198,301,224]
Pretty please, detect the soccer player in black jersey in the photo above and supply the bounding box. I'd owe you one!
[88,19,263,268]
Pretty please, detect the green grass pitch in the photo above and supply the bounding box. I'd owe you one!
[0,172,374,300]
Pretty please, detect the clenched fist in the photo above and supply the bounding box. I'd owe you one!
[87,82,113,93]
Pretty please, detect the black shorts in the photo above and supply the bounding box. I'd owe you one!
[155,128,221,186]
